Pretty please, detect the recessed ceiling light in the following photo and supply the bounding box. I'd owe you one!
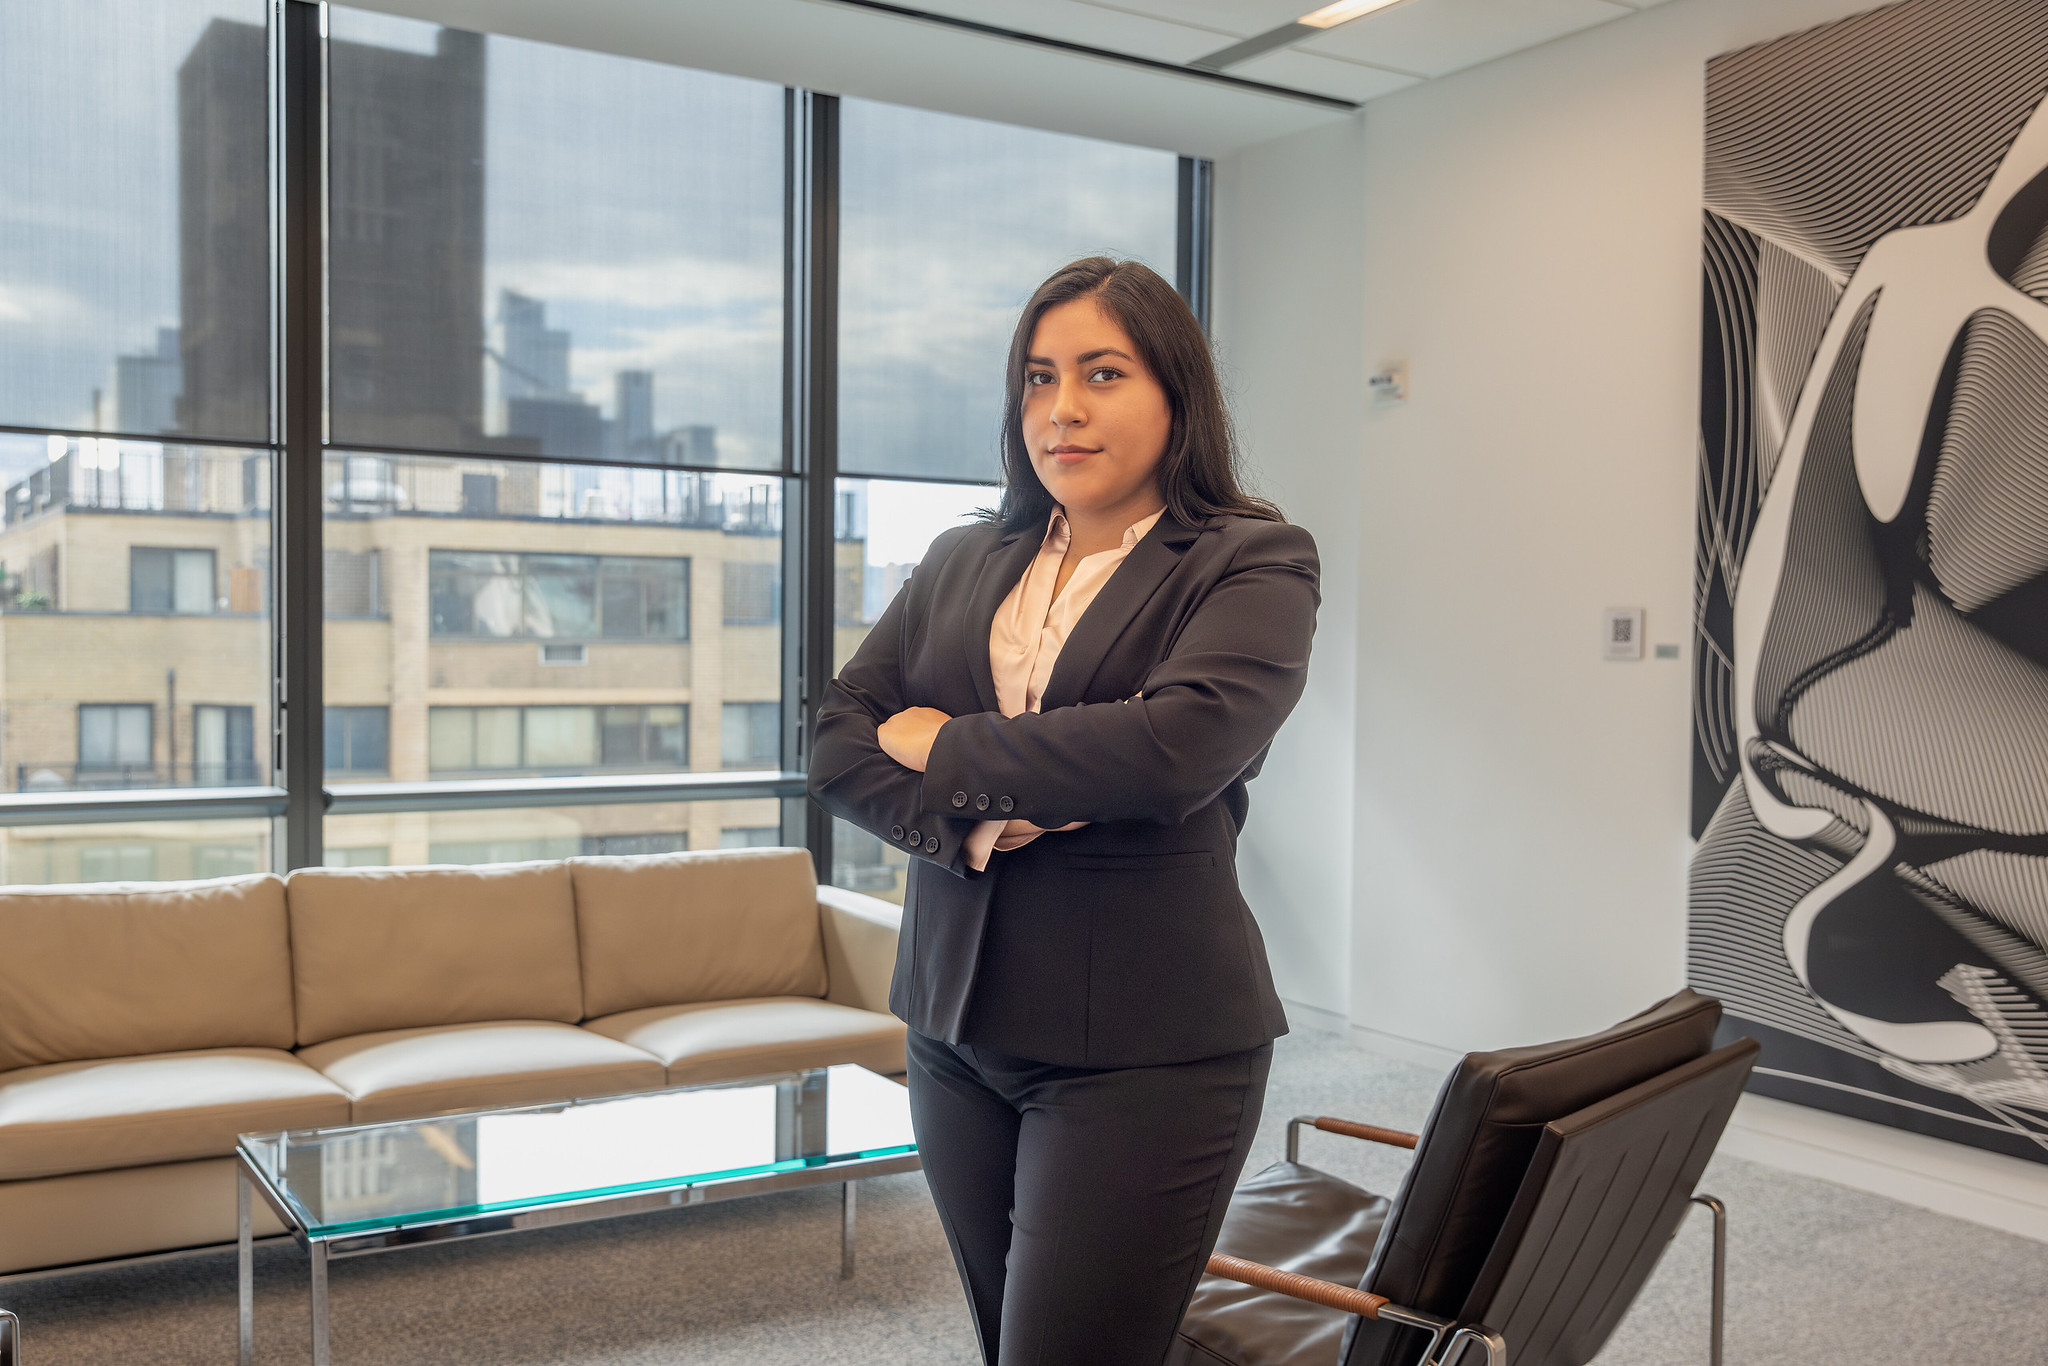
[1297,0,1408,29]
[1189,0,1412,70]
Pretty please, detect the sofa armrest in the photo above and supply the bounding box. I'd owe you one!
[817,885,902,1015]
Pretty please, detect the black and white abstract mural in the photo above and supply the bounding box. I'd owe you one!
[1690,0,2048,1163]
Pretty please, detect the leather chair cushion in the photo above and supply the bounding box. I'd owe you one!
[568,849,828,1018]
[297,1021,665,1123]
[0,875,295,1072]
[286,862,584,1046]
[1173,1161,1391,1366]
[582,997,906,1086]
[0,1048,350,1180]
[1344,988,1721,1366]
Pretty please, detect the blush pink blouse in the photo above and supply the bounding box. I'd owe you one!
[961,504,1165,872]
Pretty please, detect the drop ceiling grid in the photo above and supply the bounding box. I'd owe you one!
[885,0,1668,96]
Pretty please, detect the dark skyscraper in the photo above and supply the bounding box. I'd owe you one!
[179,21,490,452]
[177,19,270,440]
[328,27,488,451]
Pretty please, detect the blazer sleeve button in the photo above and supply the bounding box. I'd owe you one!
[951,791,968,808]
[923,835,940,854]
[907,830,920,846]
[975,794,989,811]
[890,825,905,841]
[998,796,1014,813]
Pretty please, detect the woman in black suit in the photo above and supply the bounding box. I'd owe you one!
[808,257,1319,1365]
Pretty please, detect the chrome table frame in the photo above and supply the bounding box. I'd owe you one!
[235,1081,921,1366]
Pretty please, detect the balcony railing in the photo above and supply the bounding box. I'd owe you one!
[4,447,271,527]
[16,760,266,793]
[323,455,781,533]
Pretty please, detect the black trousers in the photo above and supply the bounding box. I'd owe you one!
[905,1028,1273,1366]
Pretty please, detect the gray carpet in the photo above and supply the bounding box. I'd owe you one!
[4,1029,2044,1363]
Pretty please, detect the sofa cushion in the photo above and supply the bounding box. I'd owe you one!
[0,875,296,1073]
[582,997,906,1086]
[568,848,827,1018]
[286,862,583,1046]
[0,1047,350,1181]
[297,1020,666,1124]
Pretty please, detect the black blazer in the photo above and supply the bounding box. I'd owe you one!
[808,510,1321,1068]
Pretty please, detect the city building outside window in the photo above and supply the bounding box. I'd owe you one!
[721,701,778,769]
[427,551,687,640]
[130,546,218,615]
[77,704,154,779]
[193,704,256,785]
[427,703,687,775]
[325,706,390,775]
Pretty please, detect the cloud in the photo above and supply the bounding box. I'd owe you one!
[489,258,780,314]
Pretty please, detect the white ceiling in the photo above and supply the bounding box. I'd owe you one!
[350,0,1673,156]
[894,0,1676,101]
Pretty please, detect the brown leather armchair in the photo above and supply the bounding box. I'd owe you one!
[1175,989,1757,1366]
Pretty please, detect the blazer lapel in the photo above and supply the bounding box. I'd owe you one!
[961,524,1044,714]
[1038,514,1205,712]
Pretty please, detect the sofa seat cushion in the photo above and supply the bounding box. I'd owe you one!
[0,1048,351,1181]
[583,997,907,1086]
[297,1021,666,1124]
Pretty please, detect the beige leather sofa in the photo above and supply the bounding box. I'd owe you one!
[0,847,905,1274]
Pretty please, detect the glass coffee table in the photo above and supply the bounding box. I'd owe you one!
[235,1064,919,1365]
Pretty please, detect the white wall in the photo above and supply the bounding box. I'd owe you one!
[1336,0,1914,1053]
[1218,0,2048,1230]
[1215,116,1368,1023]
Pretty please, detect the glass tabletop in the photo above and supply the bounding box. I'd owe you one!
[238,1064,916,1239]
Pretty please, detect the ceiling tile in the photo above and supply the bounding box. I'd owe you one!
[1299,0,1632,79]
[1226,46,1419,102]
[898,0,1235,64]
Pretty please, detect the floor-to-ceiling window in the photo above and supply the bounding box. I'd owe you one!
[0,0,277,883]
[0,1,1202,887]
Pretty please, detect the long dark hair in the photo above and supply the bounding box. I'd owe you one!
[989,257,1282,531]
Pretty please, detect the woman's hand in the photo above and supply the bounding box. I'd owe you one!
[878,706,952,772]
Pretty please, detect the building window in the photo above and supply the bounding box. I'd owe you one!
[721,701,778,769]
[719,826,780,849]
[78,704,154,775]
[324,548,384,617]
[428,704,685,774]
[601,705,686,768]
[722,560,778,625]
[586,832,687,857]
[325,706,390,776]
[193,704,257,786]
[130,546,217,614]
[192,843,259,879]
[427,550,686,640]
[323,845,389,868]
[79,843,157,882]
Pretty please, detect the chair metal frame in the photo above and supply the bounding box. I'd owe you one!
[1205,1115,1731,1366]
[0,1306,18,1364]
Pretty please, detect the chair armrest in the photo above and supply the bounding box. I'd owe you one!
[1205,1253,1389,1319]
[817,884,902,1014]
[1285,1115,1421,1161]
[1203,1256,1506,1366]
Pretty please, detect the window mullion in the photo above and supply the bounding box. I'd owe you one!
[278,0,326,870]
[790,90,840,878]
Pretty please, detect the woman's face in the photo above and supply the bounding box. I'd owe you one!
[1021,297,1172,521]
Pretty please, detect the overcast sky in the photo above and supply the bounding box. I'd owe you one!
[0,2,1176,522]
